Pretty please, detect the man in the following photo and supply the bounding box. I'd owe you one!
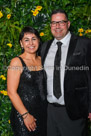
[41,9,91,136]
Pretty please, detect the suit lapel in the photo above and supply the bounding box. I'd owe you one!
[42,39,54,65]
[65,34,78,75]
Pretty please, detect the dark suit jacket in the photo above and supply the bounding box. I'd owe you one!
[40,33,91,120]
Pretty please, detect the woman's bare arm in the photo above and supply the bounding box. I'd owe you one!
[7,57,36,131]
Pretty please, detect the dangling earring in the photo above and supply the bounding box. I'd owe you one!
[21,46,24,49]
[21,46,24,53]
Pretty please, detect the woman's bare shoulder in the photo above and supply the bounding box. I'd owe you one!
[10,57,22,67]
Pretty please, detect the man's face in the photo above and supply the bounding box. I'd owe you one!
[50,13,70,40]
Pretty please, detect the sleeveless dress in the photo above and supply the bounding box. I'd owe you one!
[10,57,47,136]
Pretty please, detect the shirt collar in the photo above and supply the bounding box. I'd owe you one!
[54,31,71,46]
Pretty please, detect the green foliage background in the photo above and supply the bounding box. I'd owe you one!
[0,0,91,135]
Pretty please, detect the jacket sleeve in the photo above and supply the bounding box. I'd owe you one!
[86,38,91,112]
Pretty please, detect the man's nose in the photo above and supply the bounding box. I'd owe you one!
[56,22,61,28]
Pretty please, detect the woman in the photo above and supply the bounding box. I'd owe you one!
[7,26,47,136]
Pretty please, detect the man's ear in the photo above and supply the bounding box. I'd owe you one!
[68,21,71,29]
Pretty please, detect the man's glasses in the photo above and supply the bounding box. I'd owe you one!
[51,20,68,26]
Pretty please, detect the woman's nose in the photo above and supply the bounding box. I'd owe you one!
[29,40,33,44]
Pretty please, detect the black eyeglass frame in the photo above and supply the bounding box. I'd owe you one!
[51,20,68,26]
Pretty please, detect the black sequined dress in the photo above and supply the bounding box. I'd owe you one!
[10,57,47,136]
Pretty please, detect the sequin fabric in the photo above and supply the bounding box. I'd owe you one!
[10,57,47,136]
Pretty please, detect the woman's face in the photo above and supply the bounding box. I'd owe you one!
[20,32,40,54]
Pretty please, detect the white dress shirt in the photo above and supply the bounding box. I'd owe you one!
[44,31,71,104]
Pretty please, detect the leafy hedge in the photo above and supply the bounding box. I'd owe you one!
[0,0,91,135]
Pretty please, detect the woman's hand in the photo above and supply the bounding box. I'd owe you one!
[23,113,37,131]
